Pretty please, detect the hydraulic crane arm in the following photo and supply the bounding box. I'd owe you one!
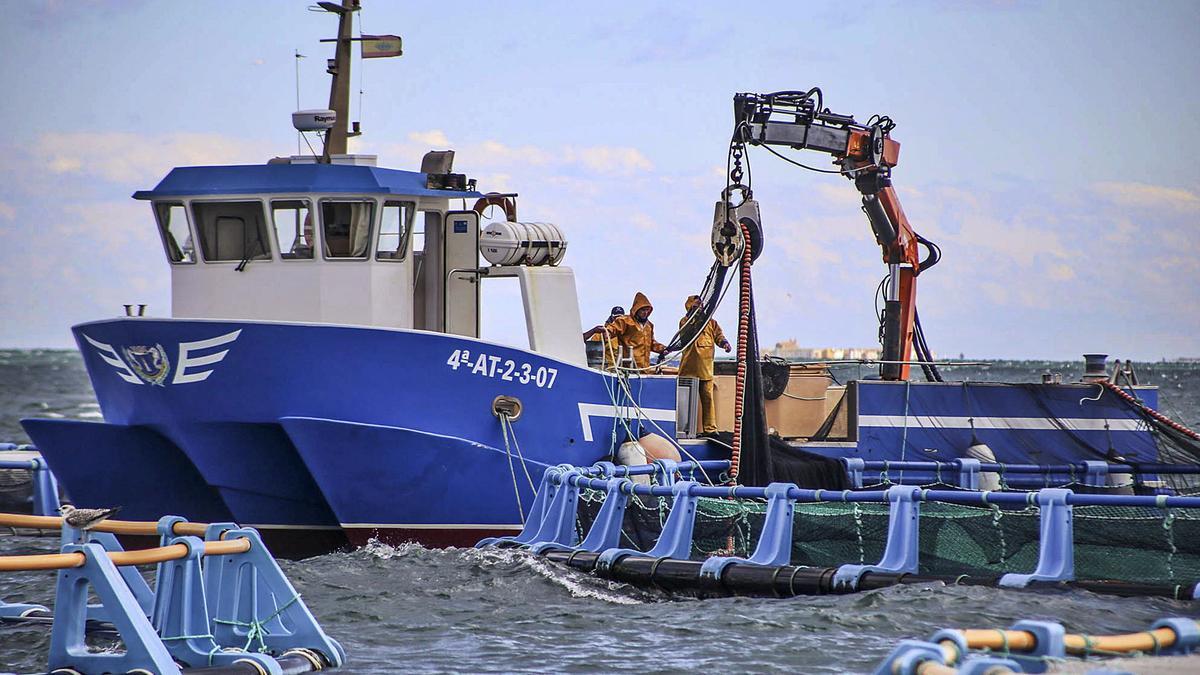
[732,89,940,380]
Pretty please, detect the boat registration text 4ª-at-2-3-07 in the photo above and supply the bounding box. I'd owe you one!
[446,349,559,389]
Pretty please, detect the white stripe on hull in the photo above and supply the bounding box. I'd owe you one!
[577,402,675,441]
[341,523,523,530]
[858,415,1145,432]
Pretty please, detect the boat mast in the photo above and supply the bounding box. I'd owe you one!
[319,0,360,163]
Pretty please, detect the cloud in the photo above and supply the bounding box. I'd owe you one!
[408,130,453,147]
[563,146,654,175]
[631,213,658,231]
[0,201,14,221]
[380,131,652,180]
[1048,263,1076,281]
[33,132,278,184]
[1093,181,1200,212]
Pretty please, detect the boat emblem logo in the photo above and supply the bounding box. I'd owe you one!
[82,329,242,386]
[121,344,171,386]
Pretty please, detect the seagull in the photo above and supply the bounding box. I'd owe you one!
[59,504,121,530]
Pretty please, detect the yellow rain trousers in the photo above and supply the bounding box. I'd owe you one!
[678,295,728,434]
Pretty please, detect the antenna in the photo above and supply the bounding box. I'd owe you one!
[294,49,306,155]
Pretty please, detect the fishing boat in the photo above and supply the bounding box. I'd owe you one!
[21,1,1198,556]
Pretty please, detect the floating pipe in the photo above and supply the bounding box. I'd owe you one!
[0,512,209,536]
[562,474,1200,508]
[953,625,1183,656]
[181,653,327,674]
[540,550,1198,601]
[0,538,250,571]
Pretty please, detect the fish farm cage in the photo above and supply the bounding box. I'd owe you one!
[479,459,1200,600]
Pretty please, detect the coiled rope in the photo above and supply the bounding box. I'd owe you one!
[728,221,754,483]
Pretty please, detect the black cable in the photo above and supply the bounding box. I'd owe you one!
[757,142,846,174]
[913,309,944,382]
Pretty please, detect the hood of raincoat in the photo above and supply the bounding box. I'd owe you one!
[631,292,653,318]
[684,294,701,312]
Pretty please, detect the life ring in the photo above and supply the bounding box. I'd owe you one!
[472,193,517,222]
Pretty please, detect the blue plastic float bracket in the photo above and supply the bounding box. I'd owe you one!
[999,488,1074,588]
[1005,620,1065,674]
[63,528,155,622]
[30,457,60,516]
[203,521,240,542]
[954,458,981,490]
[1082,460,1109,488]
[206,527,345,666]
[476,464,572,548]
[651,459,679,486]
[590,461,618,478]
[595,481,702,573]
[157,515,189,546]
[842,458,865,488]
[49,542,181,675]
[152,535,281,673]
[517,469,581,549]
[957,656,1025,674]
[834,486,922,591]
[870,640,946,675]
[532,478,631,555]
[1151,617,1200,655]
[699,482,796,584]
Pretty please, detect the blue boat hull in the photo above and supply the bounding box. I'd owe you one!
[21,318,678,550]
[804,379,1162,488]
[21,318,1166,552]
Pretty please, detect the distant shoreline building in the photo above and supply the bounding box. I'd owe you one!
[767,339,881,361]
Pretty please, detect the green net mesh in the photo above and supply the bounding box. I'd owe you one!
[575,487,1200,585]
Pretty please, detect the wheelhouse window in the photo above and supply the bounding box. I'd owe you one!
[376,201,413,261]
[154,202,195,264]
[321,200,375,259]
[271,199,314,260]
[192,201,272,263]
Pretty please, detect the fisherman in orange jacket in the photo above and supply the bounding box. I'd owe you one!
[582,305,625,370]
[596,292,666,372]
[678,294,731,434]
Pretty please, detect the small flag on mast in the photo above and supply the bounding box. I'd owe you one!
[361,35,402,58]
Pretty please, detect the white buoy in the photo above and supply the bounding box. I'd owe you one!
[616,441,651,485]
[964,442,1002,491]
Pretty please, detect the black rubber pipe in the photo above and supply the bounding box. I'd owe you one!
[541,550,1196,601]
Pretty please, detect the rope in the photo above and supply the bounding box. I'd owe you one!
[159,633,226,665]
[497,413,526,523]
[212,593,302,653]
[1103,381,1200,440]
[501,414,537,495]
[1163,509,1177,580]
[729,221,754,483]
[990,503,1008,565]
[609,369,716,485]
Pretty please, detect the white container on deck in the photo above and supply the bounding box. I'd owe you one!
[480,221,567,266]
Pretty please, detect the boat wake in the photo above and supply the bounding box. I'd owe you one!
[362,537,651,605]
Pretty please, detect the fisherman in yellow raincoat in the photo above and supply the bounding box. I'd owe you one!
[678,294,731,435]
[597,292,666,372]
[582,305,625,370]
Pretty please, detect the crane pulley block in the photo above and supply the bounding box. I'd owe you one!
[711,197,763,267]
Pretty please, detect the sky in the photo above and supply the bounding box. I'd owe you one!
[0,0,1197,360]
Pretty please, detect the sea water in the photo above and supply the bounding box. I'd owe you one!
[1,350,1198,673]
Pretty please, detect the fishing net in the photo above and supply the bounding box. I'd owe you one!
[575,488,1200,585]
